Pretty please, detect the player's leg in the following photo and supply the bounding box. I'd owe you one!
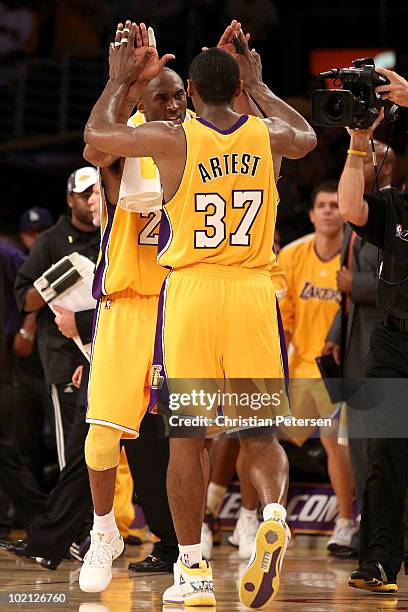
[79,423,124,593]
[164,436,215,605]
[223,272,291,607]
[229,446,260,559]
[321,433,357,555]
[80,291,152,592]
[156,270,220,606]
[202,438,239,559]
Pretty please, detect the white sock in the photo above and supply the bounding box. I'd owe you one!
[93,509,119,535]
[263,503,287,522]
[206,482,227,517]
[239,506,258,520]
[179,543,202,568]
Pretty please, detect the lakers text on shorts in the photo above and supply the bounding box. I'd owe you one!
[87,288,159,438]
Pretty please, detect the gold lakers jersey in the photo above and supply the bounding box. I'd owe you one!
[158,115,279,270]
[278,233,341,377]
[93,112,169,299]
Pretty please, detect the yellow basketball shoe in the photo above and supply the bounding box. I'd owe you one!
[239,512,290,609]
[163,558,216,606]
[348,562,398,593]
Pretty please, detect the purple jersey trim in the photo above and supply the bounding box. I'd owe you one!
[276,297,289,394]
[92,203,115,299]
[197,114,248,135]
[157,206,172,263]
[148,273,171,412]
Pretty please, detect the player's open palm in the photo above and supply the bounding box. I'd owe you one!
[210,20,250,57]
[134,22,175,83]
[109,21,174,85]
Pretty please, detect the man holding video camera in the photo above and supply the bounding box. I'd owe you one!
[338,67,408,593]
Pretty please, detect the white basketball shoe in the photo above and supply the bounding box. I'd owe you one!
[79,530,124,593]
[163,558,216,606]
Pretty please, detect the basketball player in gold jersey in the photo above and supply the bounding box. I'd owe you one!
[84,21,316,608]
[78,66,188,591]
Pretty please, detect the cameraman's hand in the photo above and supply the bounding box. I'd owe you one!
[375,67,408,107]
[347,107,384,148]
[322,341,341,366]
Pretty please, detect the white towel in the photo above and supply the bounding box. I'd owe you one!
[118,109,195,213]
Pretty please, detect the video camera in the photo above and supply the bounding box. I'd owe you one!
[311,57,399,129]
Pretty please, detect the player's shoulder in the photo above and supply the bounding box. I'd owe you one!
[280,232,315,259]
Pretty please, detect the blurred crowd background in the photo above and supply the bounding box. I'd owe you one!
[0,0,407,247]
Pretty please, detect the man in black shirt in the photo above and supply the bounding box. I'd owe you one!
[14,167,100,469]
[338,67,408,592]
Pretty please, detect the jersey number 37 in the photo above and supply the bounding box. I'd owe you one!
[194,190,263,248]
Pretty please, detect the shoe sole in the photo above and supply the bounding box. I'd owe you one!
[163,593,216,606]
[348,578,398,593]
[239,520,286,609]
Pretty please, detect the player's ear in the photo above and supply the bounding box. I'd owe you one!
[187,79,192,98]
[66,194,74,210]
[235,80,244,97]
[137,99,146,115]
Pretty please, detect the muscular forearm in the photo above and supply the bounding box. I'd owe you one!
[245,82,313,134]
[338,134,370,225]
[84,79,147,151]
[83,94,136,167]
[235,90,264,118]
[24,287,45,312]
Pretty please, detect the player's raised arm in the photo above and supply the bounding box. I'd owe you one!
[234,31,316,159]
[84,21,177,159]
[207,20,263,119]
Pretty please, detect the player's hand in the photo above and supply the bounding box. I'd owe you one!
[336,266,352,293]
[203,20,250,56]
[54,305,78,339]
[233,30,263,90]
[109,21,175,86]
[375,67,408,107]
[322,341,341,365]
[72,365,83,388]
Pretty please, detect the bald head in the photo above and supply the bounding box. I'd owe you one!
[138,68,187,124]
[363,139,396,190]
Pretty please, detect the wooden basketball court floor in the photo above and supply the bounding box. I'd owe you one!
[0,534,407,611]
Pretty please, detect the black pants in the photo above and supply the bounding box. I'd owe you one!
[123,414,178,562]
[26,400,177,565]
[49,382,79,471]
[26,399,92,565]
[0,383,47,528]
[12,368,53,486]
[359,322,408,578]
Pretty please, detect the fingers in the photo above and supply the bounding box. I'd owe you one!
[218,24,233,46]
[375,66,394,78]
[376,83,392,92]
[53,305,64,314]
[114,22,123,47]
[140,22,149,47]
[148,26,156,47]
[159,53,176,69]
[128,22,136,49]
[120,19,131,46]
[135,22,143,48]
